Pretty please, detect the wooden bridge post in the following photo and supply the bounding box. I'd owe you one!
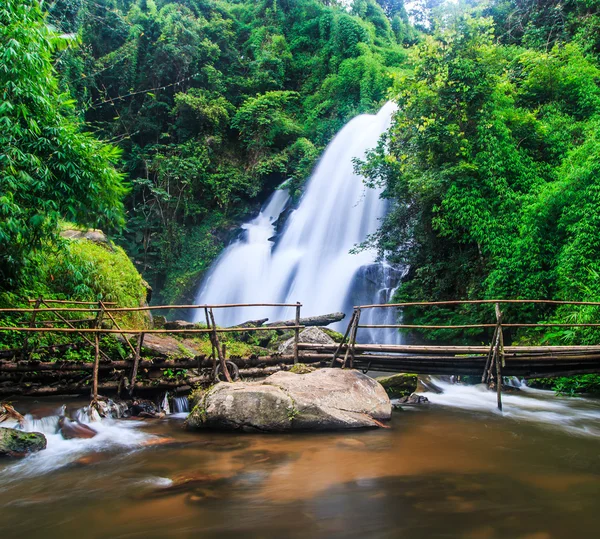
[22,297,42,360]
[294,302,301,365]
[204,307,217,379]
[331,310,356,367]
[209,308,232,383]
[494,303,504,411]
[342,308,361,369]
[129,330,145,397]
[92,301,105,401]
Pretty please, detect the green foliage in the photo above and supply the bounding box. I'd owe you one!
[0,233,148,351]
[45,0,411,302]
[530,374,600,396]
[359,9,600,343]
[0,0,127,289]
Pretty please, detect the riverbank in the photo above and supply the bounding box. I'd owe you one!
[0,386,599,538]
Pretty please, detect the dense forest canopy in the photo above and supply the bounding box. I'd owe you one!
[42,0,414,303]
[2,0,600,354]
[358,0,600,343]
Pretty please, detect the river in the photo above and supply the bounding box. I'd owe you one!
[1,386,599,538]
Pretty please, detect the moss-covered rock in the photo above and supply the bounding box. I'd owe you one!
[0,427,47,457]
[376,373,418,398]
[321,328,345,342]
[0,228,150,355]
[290,363,316,374]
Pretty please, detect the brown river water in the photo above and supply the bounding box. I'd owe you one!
[1,383,599,539]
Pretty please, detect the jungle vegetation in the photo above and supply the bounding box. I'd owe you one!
[2,0,600,392]
[358,0,600,353]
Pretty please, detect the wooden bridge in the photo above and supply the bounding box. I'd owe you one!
[1,299,600,409]
[309,299,600,409]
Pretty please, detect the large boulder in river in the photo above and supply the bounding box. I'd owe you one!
[278,326,335,354]
[0,427,46,457]
[186,368,391,432]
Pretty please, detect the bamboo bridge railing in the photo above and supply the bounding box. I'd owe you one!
[318,300,600,410]
[0,300,303,401]
[2,299,600,410]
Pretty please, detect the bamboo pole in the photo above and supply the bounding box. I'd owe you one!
[342,309,360,369]
[330,311,356,367]
[0,325,305,334]
[129,332,145,396]
[5,354,599,373]
[209,308,232,383]
[91,302,105,401]
[348,308,361,369]
[358,323,600,329]
[299,343,600,353]
[27,299,116,305]
[482,323,499,384]
[357,299,600,308]
[495,303,504,411]
[294,302,301,365]
[204,307,217,379]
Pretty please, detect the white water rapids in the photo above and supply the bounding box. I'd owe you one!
[417,378,600,438]
[193,102,403,339]
[1,408,153,479]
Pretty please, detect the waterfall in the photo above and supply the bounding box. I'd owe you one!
[194,102,403,341]
[172,396,190,414]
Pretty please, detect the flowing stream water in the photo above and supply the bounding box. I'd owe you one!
[0,391,599,538]
[193,102,403,341]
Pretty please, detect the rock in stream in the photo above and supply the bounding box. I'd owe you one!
[0,427,47,457]
[186,368,391,432]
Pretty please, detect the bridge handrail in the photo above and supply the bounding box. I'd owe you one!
[0,302,302,314]
[356,299,600,308]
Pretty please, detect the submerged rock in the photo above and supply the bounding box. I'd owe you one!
[392,394,429,408]
[0,427,47,457]
[186,368,391,432]
[58,417,97,440]
[130,399,162,418]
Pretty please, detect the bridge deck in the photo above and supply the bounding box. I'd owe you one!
[298,343,600,379]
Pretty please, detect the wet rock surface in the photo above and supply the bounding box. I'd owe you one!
[392,394,430,408]
[278,327,335,354]
[377,373,418,398]
[186,368,391,432]
[58,417,97,440]
[0,427,47,457]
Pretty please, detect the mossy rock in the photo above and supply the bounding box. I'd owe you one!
[321,328,345,342]
[0,427,47,457]
[290,363,316,374]
[376,373,418,398]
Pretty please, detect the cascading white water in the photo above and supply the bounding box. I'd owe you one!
[172,396,190,414]
[194,102,402,339]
